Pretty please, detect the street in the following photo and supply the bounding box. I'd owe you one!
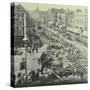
[14,44,48,75]
[14,25,87,81]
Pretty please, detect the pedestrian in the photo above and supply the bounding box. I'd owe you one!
[28,46,31,54]
[31,70,35,81]
[35,69,40,80]
[41,64,45,74]
[16,72,23,86]
[35,44,38,53]
[27,71,32,82]
[32,45,35,53]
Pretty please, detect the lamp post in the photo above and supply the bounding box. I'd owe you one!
[23,12,28,81]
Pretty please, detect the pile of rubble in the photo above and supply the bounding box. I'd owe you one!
[38,39,87,80]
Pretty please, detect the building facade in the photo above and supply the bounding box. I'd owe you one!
[74,9,88,32]
[65,9,74,29]
[65,8,88,35]
[48,8,66,27]
[14,5,25,37]
[56,12,66,26]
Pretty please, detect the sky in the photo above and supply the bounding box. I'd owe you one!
[15,2,88,11]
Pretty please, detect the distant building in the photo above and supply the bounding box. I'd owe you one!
[48,8,57,23]
[32,6,41,21]
[48,8,66,26]
[14,4,25,37]
[74,9,88,32]
[65,9,74,29]
[12,4,27,47]
[65,8,88,35]
[30,6,49,24]
[56,12,66,26]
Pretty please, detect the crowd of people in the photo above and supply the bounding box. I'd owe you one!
[14,43,39,56]
[27,43,39,54]
[14,68,42,86]
[13,65,56,87]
